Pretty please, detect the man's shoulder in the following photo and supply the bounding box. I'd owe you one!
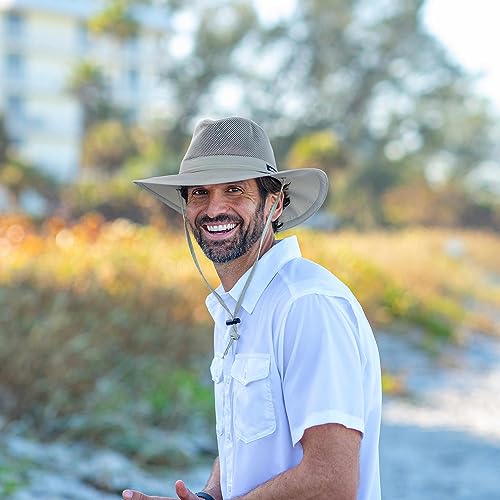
[274,256,354,302]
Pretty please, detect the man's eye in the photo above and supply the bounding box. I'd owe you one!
[191,189,207,196]
[227,186,243,193]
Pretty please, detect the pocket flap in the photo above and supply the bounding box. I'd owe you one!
[210,355,223,383]
[231,354,270,386]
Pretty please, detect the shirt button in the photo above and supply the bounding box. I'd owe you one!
[225,378,230,384]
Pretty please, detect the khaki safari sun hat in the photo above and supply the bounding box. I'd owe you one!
[134,116,329,231]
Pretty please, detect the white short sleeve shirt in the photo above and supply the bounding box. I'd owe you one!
[205,236,382,499]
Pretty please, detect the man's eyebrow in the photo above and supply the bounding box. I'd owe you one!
[227,180,250,187]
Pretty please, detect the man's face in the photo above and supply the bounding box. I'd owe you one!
[185,179,267,264]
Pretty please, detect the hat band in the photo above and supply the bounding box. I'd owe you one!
[180,155,277,174]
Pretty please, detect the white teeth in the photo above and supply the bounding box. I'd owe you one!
[206,223,236,232]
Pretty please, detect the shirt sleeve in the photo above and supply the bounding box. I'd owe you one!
[280,293,365,446]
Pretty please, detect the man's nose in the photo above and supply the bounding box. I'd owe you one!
[204,191,229,218]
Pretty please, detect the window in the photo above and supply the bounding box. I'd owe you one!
[78,23,89,48]
[126,34,140,52]
[128,68,139,90]
[6,52,24,78]
[124,108,137,122]
[5,11,24,37]
[7,95,24,118]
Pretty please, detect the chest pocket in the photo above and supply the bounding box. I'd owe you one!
[210,355,224,438]
[231,353,276,443]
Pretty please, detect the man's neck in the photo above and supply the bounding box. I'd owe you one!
[215,233,277,292]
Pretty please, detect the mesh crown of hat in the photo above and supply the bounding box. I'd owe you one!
[184,117,277,166]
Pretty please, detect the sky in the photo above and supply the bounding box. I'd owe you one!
[423,0,500,190]
[423,0,500,114]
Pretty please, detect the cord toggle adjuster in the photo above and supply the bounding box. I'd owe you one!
[226,317,241,326]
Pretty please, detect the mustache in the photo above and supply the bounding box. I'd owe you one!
[196,214,243,226]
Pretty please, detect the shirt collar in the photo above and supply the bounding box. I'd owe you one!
[205,236,301,317]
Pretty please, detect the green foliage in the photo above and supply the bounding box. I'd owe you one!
[162,1,260,148]
[381,180,500,230]
[286,130,347,173]
[0,158,54,196]
[82,120,140,173]
[87,0,139,40]
[67,61,117,129]
[0,461,30,496]
[0,225,214,454]
[0,115,9,164]
[0,138,59,212]
[140,366,214,425]
[196,2,258,52]
[67,61,106,97]
[1,113,59,210]
[381,283,462,341]
[381,371,406,396]
[65,129,176,222]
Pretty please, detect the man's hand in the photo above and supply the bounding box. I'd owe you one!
[122,480,200,500]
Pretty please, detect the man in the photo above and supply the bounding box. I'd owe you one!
[123,117,382,500]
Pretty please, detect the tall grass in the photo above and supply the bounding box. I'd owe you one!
[295,228,500,338]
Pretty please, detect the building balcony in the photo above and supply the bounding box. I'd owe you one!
[0,73,70,95]
[6,112,79,138]
[2,33,163,69]
[0,0,169,31]
[1,30,88,58]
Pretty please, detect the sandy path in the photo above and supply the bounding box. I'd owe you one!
[378,332,500,499]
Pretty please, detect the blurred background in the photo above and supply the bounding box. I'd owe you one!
[0,0,499,498]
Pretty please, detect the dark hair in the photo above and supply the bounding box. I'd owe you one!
[179,177,291,232]
[179,186,189,202]
[255,177,290,232]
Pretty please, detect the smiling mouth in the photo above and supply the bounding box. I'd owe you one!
[204,223,238,234]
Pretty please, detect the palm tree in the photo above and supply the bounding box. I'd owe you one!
[67,61,112,130]
[87,0,139,41]
[0,114,58,212]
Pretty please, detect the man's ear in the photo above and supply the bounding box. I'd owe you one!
[270,191,285,222]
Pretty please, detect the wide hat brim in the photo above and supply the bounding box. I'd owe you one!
[134,155,329,232]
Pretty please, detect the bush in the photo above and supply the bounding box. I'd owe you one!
[64,142,180,224]
[0,214,215,457]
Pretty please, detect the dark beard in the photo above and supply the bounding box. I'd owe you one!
[190,202,266,264]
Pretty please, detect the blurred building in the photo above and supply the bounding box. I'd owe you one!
[0,0,168,181]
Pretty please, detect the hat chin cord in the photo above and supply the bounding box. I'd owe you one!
[178,186,283,358]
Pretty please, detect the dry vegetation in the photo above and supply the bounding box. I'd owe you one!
[1,213,499,454]
[293,227,500,337]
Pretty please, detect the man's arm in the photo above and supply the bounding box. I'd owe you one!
[200,456,222,500]
[122,456,221,500]
[234,423,361,500]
